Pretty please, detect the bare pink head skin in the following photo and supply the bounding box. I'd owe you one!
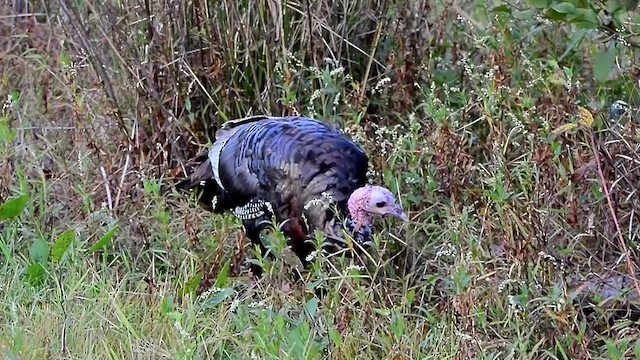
[347,185,409,231]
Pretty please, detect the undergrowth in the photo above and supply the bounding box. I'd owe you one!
[1,0,640,359]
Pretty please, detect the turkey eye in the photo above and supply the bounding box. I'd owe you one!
[375,201,386,208]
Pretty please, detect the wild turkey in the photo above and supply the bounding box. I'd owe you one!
[177,115,408,275]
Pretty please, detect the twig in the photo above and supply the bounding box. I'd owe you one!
[284,3,386,69]
[100,166,113,211]
[181,59,216,107]
[0,13,46,19]
[305,0,316,68]
[114,149,131,211]
[589,129,640,297]
[14,126,78,131]
[358,19,384,110]
[59,0,131,142]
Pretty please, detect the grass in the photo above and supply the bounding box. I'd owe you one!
[1,0,640,358]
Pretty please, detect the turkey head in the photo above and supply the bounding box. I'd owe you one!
[347,185,409,231]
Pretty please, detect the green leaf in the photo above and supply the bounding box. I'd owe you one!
[26,263,46,287]
[161,295,175,315]
[519,9,538,20]
[634,13,640,33]
[606,339,623,359]
[304,297,319,318]
[143,180,161,197]
[406,193,423,205]
[0,194,29,220]
[10,90,20,104]
[529,0,551,8]
[563,29,588,58]
[571,0,591,7]
[0,118,17,149]
[30,238,50,264]
[552,2,576,13]
[607,0,637,11]
[214,258,232,288]
[491,4,512,13]
[59,52,72,68]
[179,273,202,298]
[89,225,118,252]
[407,289,416,307]
[591,182,604,201]
[373,308,391,316]
[329,328,343,347]
[594,45,617,82]
[568,9,599,29]
[51,229,75,263]
[0,237,12,264]
[200,287,233,308]
[546,9,568,21]
[391,311,405,340]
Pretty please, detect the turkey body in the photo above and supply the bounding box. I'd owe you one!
[179,115,370,275]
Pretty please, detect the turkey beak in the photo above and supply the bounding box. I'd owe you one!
[396,210,409,222]
[390,206,409,222]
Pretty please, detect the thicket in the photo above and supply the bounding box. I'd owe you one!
[1,0,640,358]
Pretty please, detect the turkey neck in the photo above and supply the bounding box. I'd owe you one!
[349,209,371,231]
[347,186,372,231]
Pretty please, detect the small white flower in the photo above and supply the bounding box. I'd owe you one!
[507,295,522,312]
[310,89,322,103]
[346,264,364,271]
[248,300,266,308]
[305,251,318,262]
[373,77,391,93]
[229,299,240,313]
[333,92,341,107]
[435,243,454,259]
[3,94,15,111]
[329,66,344,77]
[174,320,191,339]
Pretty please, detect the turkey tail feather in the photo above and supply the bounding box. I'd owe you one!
[175,153,212,191]
[175,154,223,212]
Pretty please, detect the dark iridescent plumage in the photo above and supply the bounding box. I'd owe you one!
[177,115,372,275]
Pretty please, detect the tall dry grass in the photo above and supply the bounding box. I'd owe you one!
[0,0,640,358]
